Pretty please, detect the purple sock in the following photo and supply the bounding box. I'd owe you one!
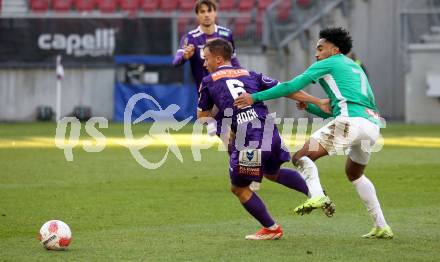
[242,193,275,228]
[276,168,309,196]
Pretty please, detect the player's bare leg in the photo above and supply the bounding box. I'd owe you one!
[291,139,335,216]
[231,185,283,240]
[346,158,393,239]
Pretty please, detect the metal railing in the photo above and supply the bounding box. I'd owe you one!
[400,0,440,71]
[263,0,349,50]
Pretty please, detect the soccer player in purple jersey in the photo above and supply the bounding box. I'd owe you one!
[197,39,331,240]
[173,0,240,89]
[173,0,240,147]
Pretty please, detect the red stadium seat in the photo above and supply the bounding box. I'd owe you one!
[120,0,139,11]
[277,0,291,22]
[30,0,51,12]
[53,0,74,12]
[297,0,312,8]
[238,0,255,11]
[219,0,235,11]
[258,0,273,11]
[160,0,178,12]
[98,0,119,12]
[140,0,159,12]
[233,17,251,38]
[178,0,193,12]
[74,0,96,12]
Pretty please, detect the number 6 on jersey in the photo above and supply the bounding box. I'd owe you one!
[226,79,246,99]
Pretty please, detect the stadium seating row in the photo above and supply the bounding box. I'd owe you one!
[26,0,314,38]
[29,0,283,13]
[177,15,265,37]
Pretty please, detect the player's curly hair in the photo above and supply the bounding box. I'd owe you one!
[319,27,353,55]
[195,0,217,14]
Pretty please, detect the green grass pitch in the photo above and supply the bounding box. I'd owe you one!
[0,123,439,261]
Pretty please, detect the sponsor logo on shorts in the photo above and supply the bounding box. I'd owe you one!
[239,149,261,167]
[238,166,261,177]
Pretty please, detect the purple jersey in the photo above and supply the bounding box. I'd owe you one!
[173,25,240,89]
[198,65,279,135]
[198,65,290,186]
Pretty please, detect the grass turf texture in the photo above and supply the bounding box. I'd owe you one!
[0,123,439,261]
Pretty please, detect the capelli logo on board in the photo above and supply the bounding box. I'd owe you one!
[38,28,116,57]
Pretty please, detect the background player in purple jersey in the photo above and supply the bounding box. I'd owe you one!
[197,39,331,240]
[172,0,240,89]
[173,0,240,144]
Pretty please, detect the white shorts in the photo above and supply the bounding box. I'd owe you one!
[310,117,380,165]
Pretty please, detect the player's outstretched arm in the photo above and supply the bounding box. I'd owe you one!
[233,74,313,108]
[287,91,331,114]
[253,74,313,102]
[304,103,333,119]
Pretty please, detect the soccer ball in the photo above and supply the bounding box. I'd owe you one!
[38,220,72,250]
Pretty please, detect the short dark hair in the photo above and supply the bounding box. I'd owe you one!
[319,27,353,55]
[195,0,217,14]
[204,39,232,61]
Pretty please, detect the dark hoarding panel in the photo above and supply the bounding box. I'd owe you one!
[0,18,172,67]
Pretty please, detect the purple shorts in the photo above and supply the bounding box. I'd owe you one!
[229,129,290,187]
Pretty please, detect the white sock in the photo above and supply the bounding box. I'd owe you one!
[296,156,325,198]
[352,175,387,228]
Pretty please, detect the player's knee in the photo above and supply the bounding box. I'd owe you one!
[345,159,365,181]
[345,170,362,181]
[230,185,238,196]
[292,150,315,165]
[230,185,244,197]
[291,151,303,165]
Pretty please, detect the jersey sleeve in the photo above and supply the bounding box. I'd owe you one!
[251,73,313,102]
[257,73,279,91]
[305,104,333,119]
[197,79,214,112]
[250,59,333,102]
[173,34,190,67]
[301,59,333,82]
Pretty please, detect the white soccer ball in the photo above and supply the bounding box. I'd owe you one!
[38,220,72,250]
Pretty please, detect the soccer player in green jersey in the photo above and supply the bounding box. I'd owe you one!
[234,27,393,239]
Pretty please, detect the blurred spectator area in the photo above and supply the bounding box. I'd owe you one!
[22,0,315,42]
[26,0,312,17]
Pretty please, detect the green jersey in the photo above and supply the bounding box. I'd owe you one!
[252,54,382,126]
